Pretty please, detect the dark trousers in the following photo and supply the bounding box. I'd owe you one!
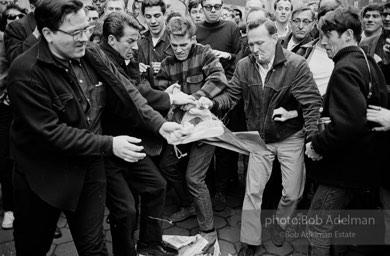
[0,104,13,211]
[105,156,167,256]
[13,160,108,256]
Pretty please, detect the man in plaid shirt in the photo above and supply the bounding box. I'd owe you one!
[155,15,228,248]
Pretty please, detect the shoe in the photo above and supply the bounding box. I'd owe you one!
[213,192,227,212]
[137,241,178,256]
[199,229,217,252]
[168,205,196,223]
[2,211,14,229]
[54,226,62,239]
[271,224,285,247]
[238,243,256,256]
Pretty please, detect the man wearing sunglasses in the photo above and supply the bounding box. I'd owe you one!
[92,0,106,15]
[195,0,242,213]
[3,0,39,63]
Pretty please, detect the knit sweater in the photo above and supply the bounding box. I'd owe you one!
[196,19,241,79]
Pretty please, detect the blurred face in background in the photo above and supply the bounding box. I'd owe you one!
[104,0,125,15]
[221,8,234,21]
[275,0,292,24]
[290,9,314,42]
[144,5,165,37]
[190,4,204,23]
[5,8,25,25]
[87,9,99,22]
[382,8,390,32]
[363,10,382,36]
[92,0,106,13]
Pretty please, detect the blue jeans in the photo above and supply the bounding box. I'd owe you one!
[306,184,362,256]
[160,142,215,231]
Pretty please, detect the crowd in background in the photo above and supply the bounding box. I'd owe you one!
[1,0,390,256]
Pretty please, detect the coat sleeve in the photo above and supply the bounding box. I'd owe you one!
[90,46,167,135]
[137,78,170,115]
[290,57,322,141]
[4,22,38,63]
[311,64,368,155]
[8,75,113,156]
[193,46,228,100]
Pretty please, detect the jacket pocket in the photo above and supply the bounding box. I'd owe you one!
[52,93,81,125]
[186,74,204,93]
[52,93,74,112]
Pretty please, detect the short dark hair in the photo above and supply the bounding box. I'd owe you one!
[233,8,242,19]
[318,7,362,42]
[317,2,338,21]
[362,3,383,18]
[247,17,277,35]
[274,0,292,12]
[166,15,196,38]
[35,0,84,34]
[102,12,142,42]
[384,3,390,10]
[85,5,98,12]
[89,20,103,41]
[141,0,166,15]
[318,0,342,9]
[188,0,202,13]
[291,5,315,20]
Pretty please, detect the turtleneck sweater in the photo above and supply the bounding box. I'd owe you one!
[195,19,241,79]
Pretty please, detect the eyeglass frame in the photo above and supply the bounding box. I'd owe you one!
[56,25,95,41]
[291,19,313,26]
[203,4,223,11]
[92,0,105,3]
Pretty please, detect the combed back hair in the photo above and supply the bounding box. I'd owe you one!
[274,0,293,11]
[245,6,272,21]
[318,7,362,43]
[141,0,166,15]
[361,3,383,18]
[35,0,84,34]
[385,3,390,10]
[188,0,202,12]
[166,11,182,23]
[102,12,142,42]
[318,0,342,9]
[166,15,196,38]
[247,17,277,35]
[291,5,315,20]
[103,0,126,9]
[317,2,337,21]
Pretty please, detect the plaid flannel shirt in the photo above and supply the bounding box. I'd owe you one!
[154,43,227,100]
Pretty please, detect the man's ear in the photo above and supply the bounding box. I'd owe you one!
[41,27,54,43]
[108,34,117,46]
[344,29,354,42]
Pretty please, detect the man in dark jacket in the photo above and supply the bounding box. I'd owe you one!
[305,7,389,256]
[99,12,195,256]
[225,17,322,256]
[7,1,183,255]
[279,5,314,53]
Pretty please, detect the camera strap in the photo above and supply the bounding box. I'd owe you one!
[359,47,372,101]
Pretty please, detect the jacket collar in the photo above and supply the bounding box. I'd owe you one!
[36,39,60,67]
[99,40,125,66]
[300,37,320,49]
[26,12,36,32]
[141,29,173,56]
[249,41,287,68]
[332,45,361,63]
[280,32,313,49]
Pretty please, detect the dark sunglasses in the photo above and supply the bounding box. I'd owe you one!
[381,12,390,18]
[203,4,222,11]
[6,14,25,20]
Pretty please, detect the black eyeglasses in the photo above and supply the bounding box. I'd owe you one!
[381,12,390,18]
[92,0,105,3]
[56,25,95,41]
[203,4,222,11]
[6,14,25,20]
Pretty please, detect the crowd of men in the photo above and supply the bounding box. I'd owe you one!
[0,0,390,256]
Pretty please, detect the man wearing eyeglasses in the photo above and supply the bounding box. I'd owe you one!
[280,6,314,53]
[6,0,184,255]
[195,0,242,213]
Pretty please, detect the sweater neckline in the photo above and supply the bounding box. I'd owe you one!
[333,45,361,63]
[202,19,222,28]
